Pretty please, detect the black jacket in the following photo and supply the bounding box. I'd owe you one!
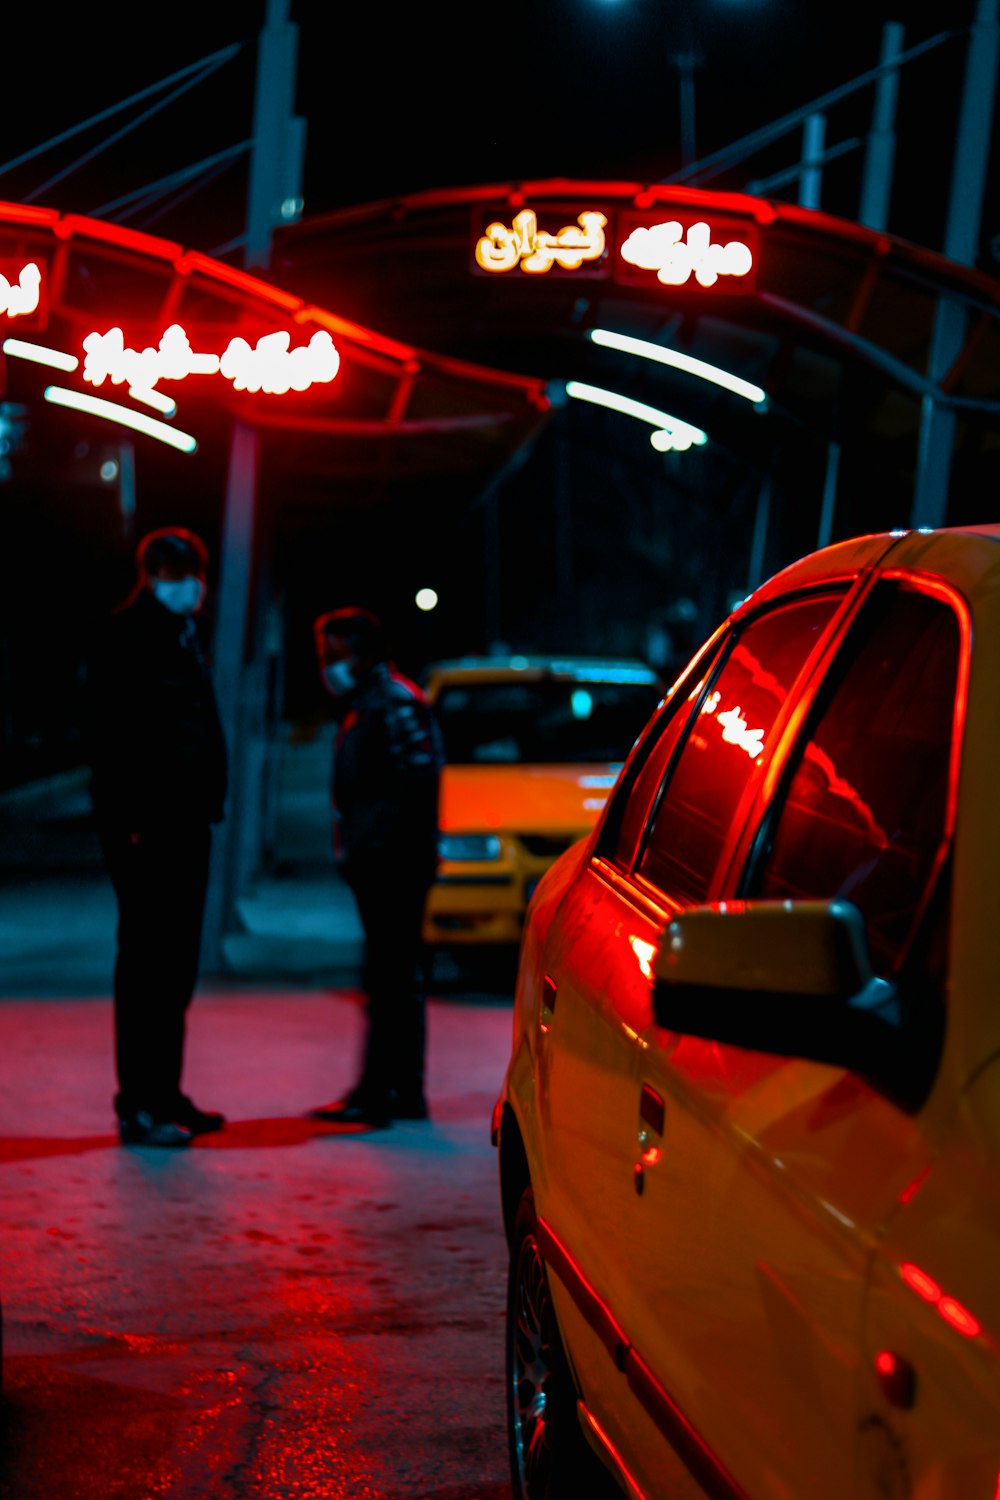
[83,588,228,829]
[331,661,442,880]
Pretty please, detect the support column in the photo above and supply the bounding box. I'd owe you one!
[911,0,999,527]
[799,114,826,209]
[201,419,258,972]
[817,440,841,549]
[201,0,305,972]
[859,22,904,231]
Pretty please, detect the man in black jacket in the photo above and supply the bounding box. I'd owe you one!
[84,528,228,1147]
[308,607,443,1128]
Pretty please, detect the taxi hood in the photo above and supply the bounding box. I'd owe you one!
[438,763,621,834]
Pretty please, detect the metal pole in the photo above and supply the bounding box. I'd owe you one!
[670,49,702,169]
[817,440,841,549]
[859,22,904,231]
[799,114,826,209]
[202,420,258,970]
[911,0,999,528]
[202,0,304,971]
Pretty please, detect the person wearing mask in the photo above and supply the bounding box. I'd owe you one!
[83,527,228,1147]
[308,606,443,1128]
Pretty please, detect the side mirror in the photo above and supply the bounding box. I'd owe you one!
[653,899,901,1080]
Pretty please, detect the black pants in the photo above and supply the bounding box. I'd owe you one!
[346,862,433,1107]
[96,818,212,1120]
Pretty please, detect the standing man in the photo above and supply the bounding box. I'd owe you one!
[308,606,443,1128]
[84,527,228,1148]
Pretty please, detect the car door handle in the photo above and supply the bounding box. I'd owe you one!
[640,1082,665,1135]
[635,1084,665,1195]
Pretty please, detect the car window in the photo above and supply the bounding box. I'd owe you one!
[635,595,844,905]
[745,580,962,976]
[599,644,724,868]
[433,677,662,764]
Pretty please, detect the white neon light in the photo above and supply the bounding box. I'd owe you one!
[475,209,607,274]
[44,386,198,454]
[717,705,765,757]
[129,386,177,416]
[218,329,341,394]
[620,221,753,288]
[565,380,707,452]
[0,262,41,319]
[700,691,765,758]
[82,323,341,398]
[589,328,766,404]
[2,337,79,372]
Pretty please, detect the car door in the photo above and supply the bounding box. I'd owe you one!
[538,591,847,1491]
[626,575,964,1500]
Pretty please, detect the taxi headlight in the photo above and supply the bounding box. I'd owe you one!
[438,833,503,861]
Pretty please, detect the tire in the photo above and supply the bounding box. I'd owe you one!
[506,1186,618,1500]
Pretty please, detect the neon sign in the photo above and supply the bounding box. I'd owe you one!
[82,323,341,397]
[0,261,41,318]
[475,209,607,274]
[701,690,765,758]
[620,221,753,288]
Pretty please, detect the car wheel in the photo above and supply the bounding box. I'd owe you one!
[507,1186,617,1500]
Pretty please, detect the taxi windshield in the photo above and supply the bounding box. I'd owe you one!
[433,677,662,765]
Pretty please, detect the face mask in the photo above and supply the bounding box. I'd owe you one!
[324,660,356,696]
[151,576,204,616]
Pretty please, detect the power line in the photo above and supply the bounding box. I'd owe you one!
[90,141,252,221]
[664,28,957,187]
[0,43,245,181]
[22,52,244,204]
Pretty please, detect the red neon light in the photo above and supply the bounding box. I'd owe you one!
[56,213,182,261]
[175,250,303,312]
[901,1263,941,1302]
[900,1262,981,1339]
[937,1297,981,1338]
[0,202,58,228]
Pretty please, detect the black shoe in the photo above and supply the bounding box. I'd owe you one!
[119,1111,193,1148]
[172,1096,226,1135]
[390,1092,429,1120]
[307,1097,392,1128]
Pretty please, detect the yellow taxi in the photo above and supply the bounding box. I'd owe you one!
[494,524,1000,1500]
[421,655,664,948]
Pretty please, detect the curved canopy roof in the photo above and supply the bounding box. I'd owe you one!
[272,178,1000,536]
[0,199,551,490]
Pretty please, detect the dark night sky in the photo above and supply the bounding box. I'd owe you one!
[3,3,993,269]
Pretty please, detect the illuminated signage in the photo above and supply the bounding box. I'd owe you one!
[618,216,756,291]
[82,323,341,398]
[701,690,765,758]
[471,204,758,292]
[474,209,608,275]
[0,261,42,319]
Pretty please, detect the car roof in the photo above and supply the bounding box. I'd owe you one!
[737,523,1000,615]
[424,654,663,686]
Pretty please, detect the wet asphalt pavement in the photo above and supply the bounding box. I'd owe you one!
[0,729,520,1499]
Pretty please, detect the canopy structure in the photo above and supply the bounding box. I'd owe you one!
[273,177,1000,538]
[0,199,552,493]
